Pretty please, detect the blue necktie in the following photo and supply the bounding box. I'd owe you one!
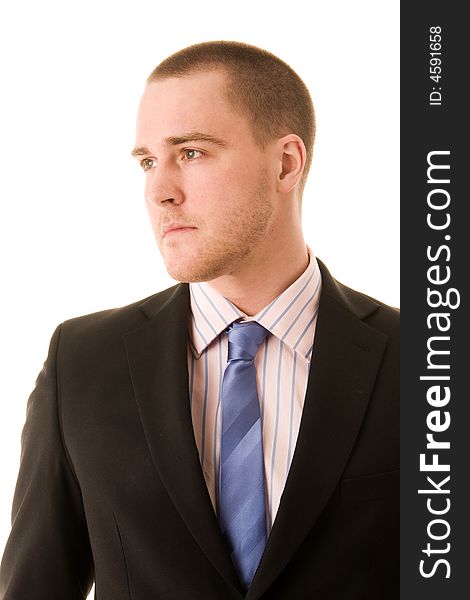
[218,320,269,592]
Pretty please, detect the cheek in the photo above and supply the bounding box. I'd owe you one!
[179,172,226,211]
[200,165,250,201]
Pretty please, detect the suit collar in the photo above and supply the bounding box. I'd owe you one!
[125,261,388,599]
[316,258,381,320]
[136,257,381,326]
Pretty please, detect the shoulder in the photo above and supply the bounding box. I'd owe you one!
[317,258,399,339]
[57,283,188,348]
[335,278,399,335]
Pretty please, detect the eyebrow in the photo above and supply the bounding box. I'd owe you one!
[131,132,229,157]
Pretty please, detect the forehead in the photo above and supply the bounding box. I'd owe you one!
[136,71,252,144]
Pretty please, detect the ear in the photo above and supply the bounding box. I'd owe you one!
[276,134,306,194]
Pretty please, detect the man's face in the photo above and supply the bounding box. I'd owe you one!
[134,70,276,283]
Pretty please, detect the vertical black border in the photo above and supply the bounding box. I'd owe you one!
[401,3,468,598]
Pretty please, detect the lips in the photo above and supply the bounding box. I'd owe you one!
[162,223,197,238]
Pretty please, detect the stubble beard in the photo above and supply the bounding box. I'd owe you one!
[163,170,274,283]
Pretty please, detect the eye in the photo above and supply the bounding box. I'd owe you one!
[140,157,157,171]
[183,149,204,160]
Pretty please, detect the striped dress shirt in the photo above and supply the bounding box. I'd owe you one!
[187,249,322,530]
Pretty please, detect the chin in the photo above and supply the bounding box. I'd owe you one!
[164,256,227,284]
[164,260,204,284]
[167,269,217,284]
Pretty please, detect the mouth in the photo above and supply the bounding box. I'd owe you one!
[162,224,197,238]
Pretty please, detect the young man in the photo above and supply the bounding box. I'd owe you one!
[0,42,399,599]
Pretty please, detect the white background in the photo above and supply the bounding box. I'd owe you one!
[0,0,399,593]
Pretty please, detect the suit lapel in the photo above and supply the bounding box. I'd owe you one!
[247,262,390,600]
[123,284,243,596]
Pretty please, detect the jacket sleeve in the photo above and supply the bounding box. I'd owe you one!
[0,324,94,599]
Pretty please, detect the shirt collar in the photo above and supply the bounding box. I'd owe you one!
[188,247,322,360]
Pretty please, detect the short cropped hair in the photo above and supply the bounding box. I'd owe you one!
[147,41,316,194]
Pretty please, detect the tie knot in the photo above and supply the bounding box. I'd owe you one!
[226,321,269,362]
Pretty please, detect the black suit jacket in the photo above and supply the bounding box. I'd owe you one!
[0,260,399,599]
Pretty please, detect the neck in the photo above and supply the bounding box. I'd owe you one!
[207,234,309,317]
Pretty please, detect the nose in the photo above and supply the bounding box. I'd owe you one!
[145,162,184,206]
